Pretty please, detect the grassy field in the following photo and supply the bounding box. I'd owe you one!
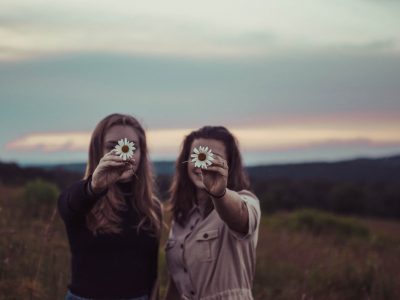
[1,182,400,300]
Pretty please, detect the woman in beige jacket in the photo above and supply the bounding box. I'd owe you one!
[165,126,261,300]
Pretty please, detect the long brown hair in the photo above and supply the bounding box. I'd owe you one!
[84,113,161,237]
[169,126,250,226]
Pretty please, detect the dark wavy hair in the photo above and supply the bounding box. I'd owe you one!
[84,113,161,237]
[169,126,250,226]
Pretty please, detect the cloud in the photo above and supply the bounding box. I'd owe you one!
[6,126,400,156]
[6,132,91,152]
[5,130,192,153]
[362,39,398,51]
[1,0,399,61]
[336,38,399,53]
[273,138,400,152]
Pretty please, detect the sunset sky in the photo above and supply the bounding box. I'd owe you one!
[1,0,399,165]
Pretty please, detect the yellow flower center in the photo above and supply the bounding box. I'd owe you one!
[121,145,130,153]
[198,153,207,161]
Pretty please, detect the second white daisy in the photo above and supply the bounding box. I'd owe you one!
[114,138,136,161]
[191,146,214,169]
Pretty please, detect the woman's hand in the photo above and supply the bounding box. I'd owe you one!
[200,154,228,197]
[91,150,136,192]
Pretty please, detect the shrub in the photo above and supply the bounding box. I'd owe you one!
[274,209,370,240]
[22,179,59,219]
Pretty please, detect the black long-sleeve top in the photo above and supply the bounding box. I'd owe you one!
[57,178,158,299]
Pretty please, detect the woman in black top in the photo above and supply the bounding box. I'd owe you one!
[58,114,162,300]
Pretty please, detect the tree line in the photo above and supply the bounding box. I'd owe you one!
[1,160,399,219]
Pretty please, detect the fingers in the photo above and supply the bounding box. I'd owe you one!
[210,154,228,169]
[101,160,126,168]
[102,149,119,159]
[195,153,228,174]
[99,155,136,172]
[119,168,135,181]
[202,164,228,177]
[101,150,136,165]
[101,150,120,163]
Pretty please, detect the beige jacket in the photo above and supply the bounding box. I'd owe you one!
[165,190,261,300]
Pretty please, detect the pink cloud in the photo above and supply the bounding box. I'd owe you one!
[5,127,400,155]
[6,132,91,152]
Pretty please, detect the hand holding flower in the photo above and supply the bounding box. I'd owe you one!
[191,146,228,198]
[91,139,136,192]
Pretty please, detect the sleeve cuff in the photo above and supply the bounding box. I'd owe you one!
[229,191,261,240]
[66,176,107,216]
[85,175,108,198]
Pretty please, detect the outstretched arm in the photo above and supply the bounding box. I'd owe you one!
[200,154,250,235]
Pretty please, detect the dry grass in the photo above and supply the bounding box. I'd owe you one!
[1,184,399,300]
[254,211,400,300]
[0,184,69,300]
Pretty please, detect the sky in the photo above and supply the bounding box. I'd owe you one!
[1,0,399,165]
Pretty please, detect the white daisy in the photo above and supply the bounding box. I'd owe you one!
[114,138,136,161]
[191,146,214,169]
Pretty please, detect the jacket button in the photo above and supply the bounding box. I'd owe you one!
[203,233,208,239]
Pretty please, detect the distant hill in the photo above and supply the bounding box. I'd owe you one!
[247,155,400,183]
[0,161,176,189]
[18,154,400,183]
[2,154,400,218]
[0,162,81,188]
[37,163,88,174]
[34,161,176,176]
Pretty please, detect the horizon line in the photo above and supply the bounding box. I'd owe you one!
[11,151,400,168]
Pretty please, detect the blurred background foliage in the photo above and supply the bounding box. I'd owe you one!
[0,160,399,299]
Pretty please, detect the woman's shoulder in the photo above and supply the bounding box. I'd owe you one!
[59,178,87,199]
